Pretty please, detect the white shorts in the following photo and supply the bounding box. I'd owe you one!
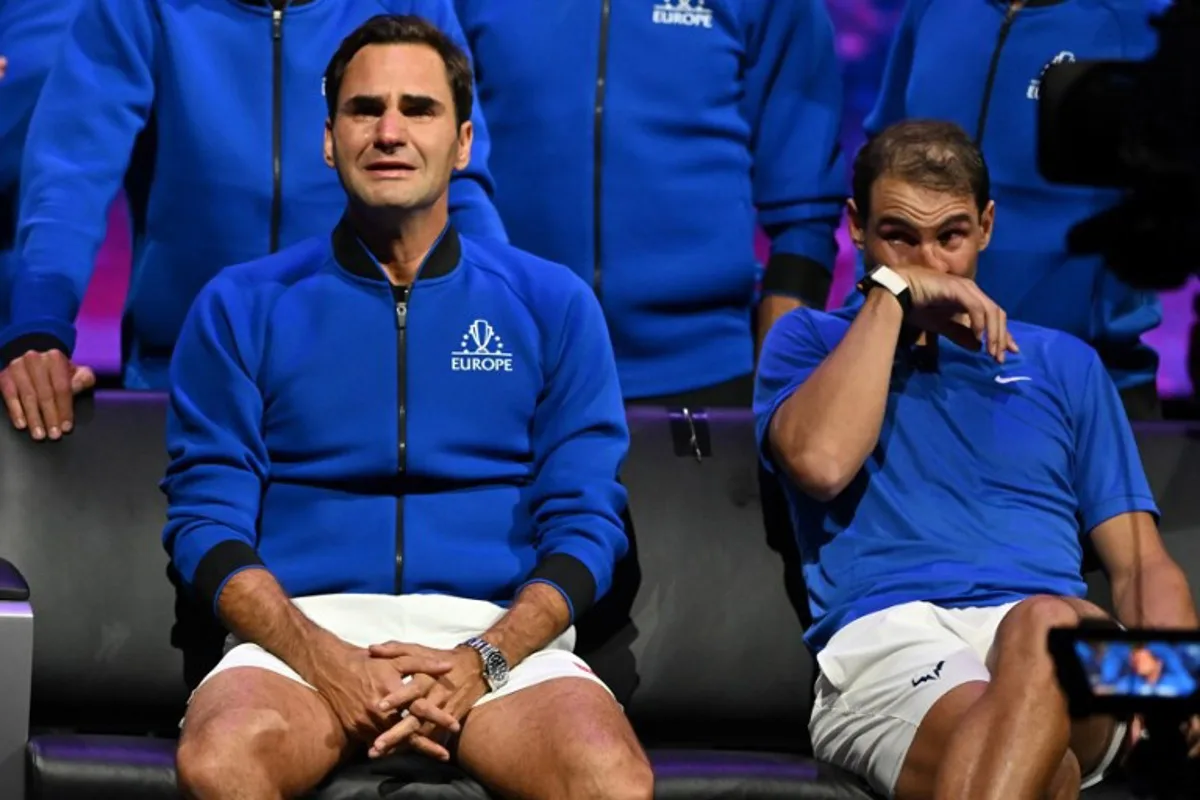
[188,593,611,714]
[809,601,1127,798]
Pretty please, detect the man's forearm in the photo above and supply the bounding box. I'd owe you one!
[216,567,346,677]
[478,581,571,667]
[1113,559,1199,629]
[771,289,903,499]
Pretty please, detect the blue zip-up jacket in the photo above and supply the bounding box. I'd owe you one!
[0,0,86,329]
[454,0,845,399]
[1,0,506,389]
[862,0,1165,390]
[162,219,628,620]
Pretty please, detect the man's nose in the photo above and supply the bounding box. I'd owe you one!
[907,242,951,273]
[374,110,408,149]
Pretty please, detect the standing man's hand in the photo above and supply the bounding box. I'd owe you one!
[367,641,490,760]
[0,350,96,440]
[301,639,459,747]
[892,267,1019,362]
[0,57,8,81]
[756,294,804,363]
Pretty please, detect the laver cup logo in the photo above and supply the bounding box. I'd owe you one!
[451,319,514,373]
[652,0,713,28]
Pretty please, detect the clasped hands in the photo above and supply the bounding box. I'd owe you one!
[310,640,489,762]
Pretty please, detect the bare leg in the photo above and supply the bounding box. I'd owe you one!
[894,598,1119,800]
[176,667,350,800]
[1047,751,1082,800]
[933,596,1101,800]
[455,677,653,800]
[894,681,988,800]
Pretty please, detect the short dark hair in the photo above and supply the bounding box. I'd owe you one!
[323,15,473,127]
[852,120,990,220]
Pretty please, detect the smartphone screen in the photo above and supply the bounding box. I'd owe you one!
[1074,640,1200,698]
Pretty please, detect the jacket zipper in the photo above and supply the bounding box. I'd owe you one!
[974,1,1024,148]
[393,284,410,592]
[269,3,286,253]
[591,0,612,299]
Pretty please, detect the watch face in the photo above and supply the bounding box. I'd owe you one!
[485,651,509,686]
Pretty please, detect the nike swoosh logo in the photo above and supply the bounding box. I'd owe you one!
[995,376,1032,384]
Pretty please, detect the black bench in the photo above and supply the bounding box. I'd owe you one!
[2,392,1197,799]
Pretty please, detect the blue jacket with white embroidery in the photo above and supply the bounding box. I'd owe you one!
[454,0,846,398]
[2,0,506,389]
[862,0,1167,390]
[161,219,629,621]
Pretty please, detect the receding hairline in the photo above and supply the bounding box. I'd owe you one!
[851,120,990,219]
[868,173,982,208]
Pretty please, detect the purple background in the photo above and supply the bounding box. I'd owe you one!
[72,1,1198,396]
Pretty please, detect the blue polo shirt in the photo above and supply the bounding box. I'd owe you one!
[754,306,1159,653]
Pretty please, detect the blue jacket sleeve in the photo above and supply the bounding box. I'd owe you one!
[743,0,846,306]
[160,276,268,613]
[409,0,507,242]
[0,0,156,363]
[0,0,86,191]
[862,0,931,137]
[521,280,630,622]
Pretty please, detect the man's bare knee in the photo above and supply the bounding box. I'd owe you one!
[994,596,1081,665]
[562,741,654,800]
[177,707,290,799]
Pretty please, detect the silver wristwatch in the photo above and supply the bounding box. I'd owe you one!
[461,636,510,692]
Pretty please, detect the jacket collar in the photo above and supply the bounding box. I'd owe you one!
[331,215,462,283]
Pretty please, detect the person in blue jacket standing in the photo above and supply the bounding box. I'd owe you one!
[857,0,1167,418]
[454,0,847,406]
[166,15,651,797]
[0,0,86,331]
[0,0,506,442]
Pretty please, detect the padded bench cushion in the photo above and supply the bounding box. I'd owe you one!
[27,735,877,800]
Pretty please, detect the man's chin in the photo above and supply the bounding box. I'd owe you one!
[356,191,428,214]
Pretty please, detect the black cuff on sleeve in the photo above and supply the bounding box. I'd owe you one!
[193,540,264,612]
[761,254,832,309]
[0,333,71,368]
[529,553,597,620]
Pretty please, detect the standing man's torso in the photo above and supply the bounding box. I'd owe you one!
[880,0,1163,384]
[455,0,767,397]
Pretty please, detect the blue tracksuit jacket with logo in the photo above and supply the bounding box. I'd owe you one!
[1,0,505,388]
[162,219,629,621]
[454,0,846,398]
[861,0,1167,390]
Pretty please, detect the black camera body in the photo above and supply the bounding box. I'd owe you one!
[1049,626,1200,797]
[1037,1,1200,291]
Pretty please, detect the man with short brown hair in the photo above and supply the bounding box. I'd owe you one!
[167,16,651,800]
[756,119,1200,800]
